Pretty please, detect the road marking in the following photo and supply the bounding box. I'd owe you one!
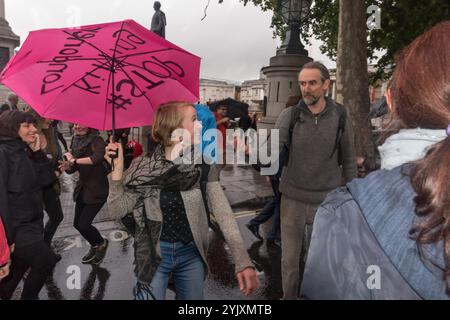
[234,210,261,219]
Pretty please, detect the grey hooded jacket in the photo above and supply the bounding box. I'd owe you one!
[301,164,449,300]
[275,98,357,205]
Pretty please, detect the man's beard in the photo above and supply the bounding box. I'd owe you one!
[303,94,321,106]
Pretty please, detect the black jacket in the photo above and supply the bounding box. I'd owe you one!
[67,136,109,204]
[0,104,18,115]
[0,138,56,247]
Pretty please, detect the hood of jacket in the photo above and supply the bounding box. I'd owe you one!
[0,137,27,154]
[347,165,447,299]
[378,128,447,170]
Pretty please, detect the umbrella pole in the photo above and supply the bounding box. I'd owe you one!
[110,59,119,170]
[110,22,125,170]
[112,63,116,142]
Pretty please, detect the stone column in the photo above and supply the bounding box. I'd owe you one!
[258,54,312,131]
[0,0,5,19]
[0,0,20,103]
[0,0,20,71]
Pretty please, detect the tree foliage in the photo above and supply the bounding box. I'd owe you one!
[240,0,450,82]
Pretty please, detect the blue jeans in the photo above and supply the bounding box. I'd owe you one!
[135,241,205,300]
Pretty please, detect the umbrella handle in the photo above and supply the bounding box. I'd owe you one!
[108,134,119,159]
[110,149,119,159]
[109,148,119,172]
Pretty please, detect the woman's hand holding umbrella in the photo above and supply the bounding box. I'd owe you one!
[105,138,124,181]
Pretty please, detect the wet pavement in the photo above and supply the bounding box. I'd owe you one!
[9,152,281,300]
[37,215,282,300]
[220,165,274,212]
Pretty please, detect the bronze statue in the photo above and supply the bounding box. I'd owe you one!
[151,1,166,39]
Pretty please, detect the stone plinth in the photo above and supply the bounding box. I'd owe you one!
[258,54,312,130]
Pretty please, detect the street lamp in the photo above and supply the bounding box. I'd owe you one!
[277,0,312,55]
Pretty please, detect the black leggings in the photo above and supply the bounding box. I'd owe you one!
[74,201,105,247]
[43,187,64,245]
[0,241,57,300]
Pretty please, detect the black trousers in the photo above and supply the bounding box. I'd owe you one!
[74,201,105,247]
[43,187,64,245]
[248,176,281,240]
[0,241,57,300]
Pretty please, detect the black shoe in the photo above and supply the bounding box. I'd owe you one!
[246,223,263,240]
[266,238,281,249]
[91,239,109,265]
[82,247,97,264]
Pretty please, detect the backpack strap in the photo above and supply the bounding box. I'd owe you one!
[329,102,347,161]
[287,103,303,149]
[254,103,302,173]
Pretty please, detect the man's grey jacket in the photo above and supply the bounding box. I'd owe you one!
[274,97,357,204]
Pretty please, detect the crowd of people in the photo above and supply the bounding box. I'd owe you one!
[0,21,449,300]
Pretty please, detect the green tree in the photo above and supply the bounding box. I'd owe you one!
[241,0,450,82]
[234,0,448,166]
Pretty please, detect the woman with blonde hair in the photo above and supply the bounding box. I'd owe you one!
[105,101,259,300]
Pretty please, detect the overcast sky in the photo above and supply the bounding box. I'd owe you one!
[5,0,334,82]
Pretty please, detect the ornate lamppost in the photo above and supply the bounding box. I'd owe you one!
[277,0,312,55]
[258,0,313,130]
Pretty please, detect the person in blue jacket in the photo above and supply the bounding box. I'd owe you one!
[301,21,450,300]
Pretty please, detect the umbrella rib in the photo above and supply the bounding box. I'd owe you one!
[39,58,113,119]
[109,21,127,133]
[117,48,175,60]
[119,59,198,100]
[62,30,113,63]
[118,59,173,76]
[102,63,114,131]
[114,62,153,107]
[37,57,109,64]
[60,59,112,94]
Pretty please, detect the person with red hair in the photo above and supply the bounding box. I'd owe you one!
[301,21,450,300]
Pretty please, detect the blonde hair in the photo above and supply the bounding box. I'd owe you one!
[152,101,194,146]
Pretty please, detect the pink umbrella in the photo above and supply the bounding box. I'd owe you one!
[0,19,201,130]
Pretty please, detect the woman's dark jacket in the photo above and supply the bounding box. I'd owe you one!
[67,136,109,204]
[0,138,56,247]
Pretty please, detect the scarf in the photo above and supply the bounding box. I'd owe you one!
[378,128,447,170]
[125,143,201,195]
[70,130,100,158]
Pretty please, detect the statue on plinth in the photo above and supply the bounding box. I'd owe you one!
[151,1,166,39]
